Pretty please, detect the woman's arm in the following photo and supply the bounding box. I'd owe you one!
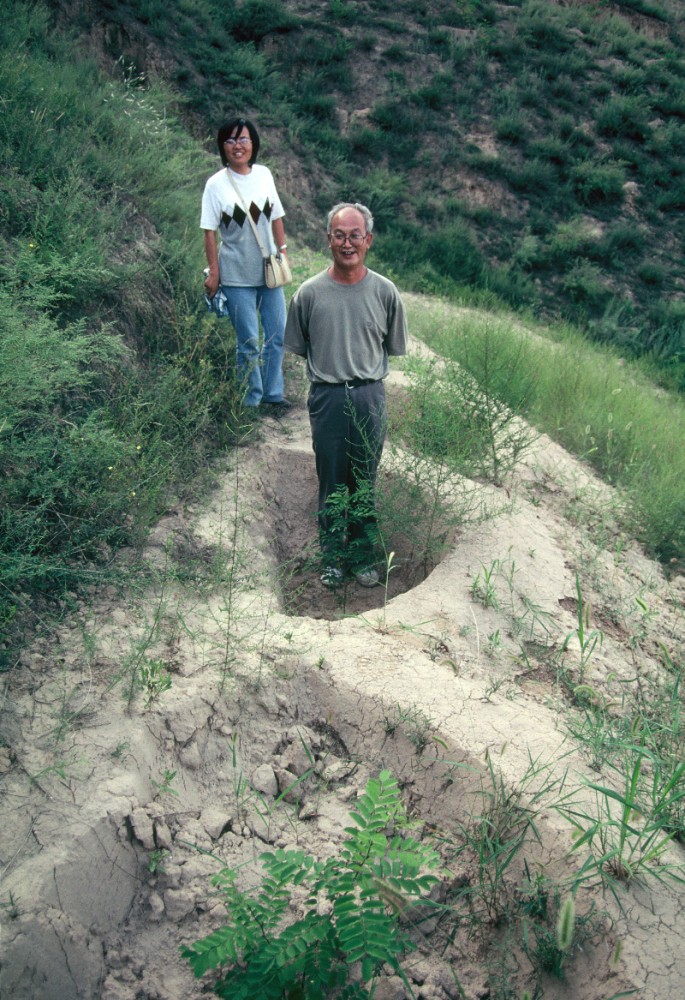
[272,217,287,255]
[203,229,220,295]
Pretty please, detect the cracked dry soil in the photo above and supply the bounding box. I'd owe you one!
[2,357,685,1000]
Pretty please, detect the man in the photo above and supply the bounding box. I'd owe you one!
[284,202,407,588]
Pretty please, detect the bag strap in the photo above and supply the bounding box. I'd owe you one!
[225,169,270,260]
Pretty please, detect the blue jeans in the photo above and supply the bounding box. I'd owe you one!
[223,285,286,407]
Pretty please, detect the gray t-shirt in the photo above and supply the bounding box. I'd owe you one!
[284,269,407,383]
[200,164,284,287]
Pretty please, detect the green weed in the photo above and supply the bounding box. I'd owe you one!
[561,746,685,898]
[152,769,179,801]
[148,849,170,875]
[560,575,604,685]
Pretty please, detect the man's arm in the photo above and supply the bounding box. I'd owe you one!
[385,287,408,357]
[284,289,309,358]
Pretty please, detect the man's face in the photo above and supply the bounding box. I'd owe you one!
[327,207,372,272]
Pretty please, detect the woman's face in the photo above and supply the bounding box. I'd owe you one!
[224,126,253,172]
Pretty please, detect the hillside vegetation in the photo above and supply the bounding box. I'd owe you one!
[2,0,685,649]
[58,0,685,384]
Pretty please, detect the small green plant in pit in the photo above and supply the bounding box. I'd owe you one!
[152,768,179,800]
[138,657,172,708]
[1,891,20,919]
[148,848,170,875]
[471,560,500,609]
[560,574,604,684]
[181,770,440,998]
[319,480,380,595]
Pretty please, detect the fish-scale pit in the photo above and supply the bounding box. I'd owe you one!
[263,448,447,619]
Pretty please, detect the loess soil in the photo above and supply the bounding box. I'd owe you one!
[2,342,685,1000]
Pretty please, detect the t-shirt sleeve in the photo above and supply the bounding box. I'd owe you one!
[265,167,285,222]
[385,287,408,357]
[284,289,308,357]
[200,178,221,231]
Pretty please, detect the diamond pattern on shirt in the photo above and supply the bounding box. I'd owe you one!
[221,199,273,229]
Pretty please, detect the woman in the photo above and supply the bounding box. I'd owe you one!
[201,117,290,408]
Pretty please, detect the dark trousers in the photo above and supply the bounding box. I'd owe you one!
[307,381,386,565]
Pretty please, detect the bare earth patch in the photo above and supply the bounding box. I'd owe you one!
[2,351,685,1000]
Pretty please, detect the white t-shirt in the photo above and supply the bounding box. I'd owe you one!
[200,164,285,287]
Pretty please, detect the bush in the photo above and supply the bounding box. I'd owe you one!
[571,161,626,206]
[495,113,528,143]
[596,96,652,141]
[228,0,299,43]
[423,221,485,285]
[562,260,610,310]
[506,158,558,194]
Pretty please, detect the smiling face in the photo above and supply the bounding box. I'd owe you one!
[327,206,373,281]
[224,126,253,174]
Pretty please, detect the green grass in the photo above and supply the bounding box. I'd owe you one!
[0,3,242,639]
[406,297,685,564]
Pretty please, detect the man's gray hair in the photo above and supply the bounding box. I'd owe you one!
[327,202,374,234]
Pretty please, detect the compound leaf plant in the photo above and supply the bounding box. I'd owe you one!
[181,770,440,998]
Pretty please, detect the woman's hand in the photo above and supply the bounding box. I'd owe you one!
[203,230,220,297]
[204,265,220,297]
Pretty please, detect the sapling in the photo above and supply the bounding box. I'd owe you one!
[181,770,440,998]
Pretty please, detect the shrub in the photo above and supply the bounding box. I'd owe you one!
[228,0,299,43]
[561,260,609,309]
[638,263,666,288]
[423,221,485,286]
[517,6,575,53]
[506,158,558,194]
[414,72,456,111]
[596,96,652,141]
[495,114,528,143]
[571,161,626,206]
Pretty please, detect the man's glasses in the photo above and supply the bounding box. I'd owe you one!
[224,136,252,146]
[329,231,368,246]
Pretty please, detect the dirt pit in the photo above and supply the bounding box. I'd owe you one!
[263,447,445,619]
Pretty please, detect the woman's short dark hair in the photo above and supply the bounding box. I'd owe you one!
[217,117,260,167]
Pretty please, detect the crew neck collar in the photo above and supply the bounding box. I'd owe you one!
[327,265,370,287]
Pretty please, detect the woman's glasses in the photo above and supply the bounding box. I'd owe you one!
[224,136,252,147]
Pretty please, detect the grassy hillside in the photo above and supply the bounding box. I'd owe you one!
[56,0,685,386]
[0,2,245,644]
